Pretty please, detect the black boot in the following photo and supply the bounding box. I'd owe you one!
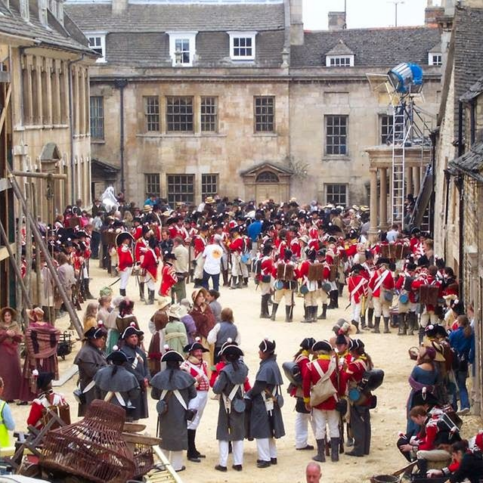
[222,270,229,287]
[147,289,155,305]
[192,430,205,459]
[271,303,279,321]
[398,314,407,335]
[139,282,145,302]
[301,306,311,323]
[360,315,366,330]
[407,312,416,336]
[230,276,238,290]
[312,306,318,321]
[260,295,270,319]
[243,277,249,287]
[120,288,126,296]
[352,320,361,334]
[333,290,339,308]
[417,458,428,475]
[367,308,374,329]
[317,304,327,320]
[372,316,380,334]
[328,291,337,309]
[330,438,340,462]
[383,317,391,334]
[285,305,292,323]
[312,439,326,463]
[84,279,95,299]
[187,429,200,462]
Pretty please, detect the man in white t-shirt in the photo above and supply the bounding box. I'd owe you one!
[202,234,223,291]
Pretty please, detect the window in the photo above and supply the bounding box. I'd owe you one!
[254,96,275,133]
[326,184,347,206]
[380,114,394,144]
[167,174,195,205]
[229,32,256,60]
[326,115,348,155]
[87,35,106,63]
[256,171,279,183]
[201,174,218,198]
[166,97,194,133]
[145,174,161,197]
[90,96,104,139]
[144,96,160,132]
[428,53,442,66]
[326,56,354,67]
[168,32,197,67]
[201,97,218,133]
[20,0,29,21]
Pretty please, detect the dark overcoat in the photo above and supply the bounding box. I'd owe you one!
[122,344,150,420]
[246,355,285,440]
[213,361,249,441]
[151,368,197,452]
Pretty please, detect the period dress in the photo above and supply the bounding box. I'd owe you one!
[0,316,23,401]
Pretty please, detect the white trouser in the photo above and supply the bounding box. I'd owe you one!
[260,281,271,295]
[194,255,204,279]
[219,440,244,467]
[317,289,329,304]
[162,450,184,471]
[256,438,277,462]
[187,390,208,430]
[312,408,340,440]
[351,298,362,322]
[144,272,156,291]
[295,412,315,449]
[120,267,132,290]
[231,254,248,277]
[274,288,293,306]
[373,296,391,318]
[304,291,318,306]
[420,309,438,328]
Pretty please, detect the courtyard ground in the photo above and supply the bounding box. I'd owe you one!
[10,265,482,483]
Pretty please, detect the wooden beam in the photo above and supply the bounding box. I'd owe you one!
[0,83,11,135]
[10,171,67,180]
[0,242,15,262]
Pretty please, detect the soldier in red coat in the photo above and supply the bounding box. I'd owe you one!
[117,233,134,297]
[159,252,178,298]
[140,237,159,305]
[303,340,345,463]
[256,244,274,319]
[347,265,369,332]
[368,258,395,334]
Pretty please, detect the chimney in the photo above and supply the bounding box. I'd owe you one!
[289,0,304,46]
[328,12,346,32]
[112,0,128,14]
[425,5,444,25]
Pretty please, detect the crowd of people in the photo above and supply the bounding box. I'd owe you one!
[0,191,481,481]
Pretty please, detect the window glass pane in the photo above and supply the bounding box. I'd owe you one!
[166,97,194,132]
[326,184,347,206]
[167,174,195,205]
[201,97,218,132]
[326,116,348,155]
[145,174,160,197]
[90,96,104,139]
[144,96,160,132]
[380,114,394,144]
[254,96,275,133]
[233,37,253,57]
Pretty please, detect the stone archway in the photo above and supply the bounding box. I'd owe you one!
[240,162,292,204]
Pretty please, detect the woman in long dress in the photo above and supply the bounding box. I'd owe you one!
[0,308,23,402]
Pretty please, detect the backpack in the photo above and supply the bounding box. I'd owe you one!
[360,369,385,393]
[309,359,337,406]
[282,361,302,386]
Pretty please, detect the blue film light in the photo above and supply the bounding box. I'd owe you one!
[388,63,424,94]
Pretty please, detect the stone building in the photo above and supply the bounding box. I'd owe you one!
[0,0,96,307]
[433,0,483,415]
[65,0,442,208]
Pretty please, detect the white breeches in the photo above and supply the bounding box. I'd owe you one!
[219,440,244,467]
[187,390,208,430]
[312,408,340,440]
[256,438,277,462]
[120,268,132,289]
[295,412,315,449]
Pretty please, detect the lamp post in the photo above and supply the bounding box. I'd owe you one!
[388,0,405,27]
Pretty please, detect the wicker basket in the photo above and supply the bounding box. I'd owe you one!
[132,442,154,478]
[40,400,135,483]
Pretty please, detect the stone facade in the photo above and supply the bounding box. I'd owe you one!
[66,0,442,207]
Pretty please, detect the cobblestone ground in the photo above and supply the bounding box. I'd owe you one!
[10,265,482,483]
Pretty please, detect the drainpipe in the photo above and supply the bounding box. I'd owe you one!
[429,130,437,235]
[456,100,465,300]
[470,100,476,146]
[68,54,85,205]
[115,78,128,195]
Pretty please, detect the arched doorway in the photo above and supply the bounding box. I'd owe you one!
[255,171,281,203]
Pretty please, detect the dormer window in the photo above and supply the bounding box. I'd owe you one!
[87,33,106,63]
[39,0,48,25]
[168,32,197,67]
[229,32,257,61]
[326,55,354,67]
[428,53,442,66]
[20,0,29,21]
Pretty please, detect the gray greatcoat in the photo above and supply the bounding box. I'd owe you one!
[93,365,141,417]
[213,361,248,442]
[74,343,107,416]
[121,344,150,420]
[151,369,197,452]
[246,354,285,440]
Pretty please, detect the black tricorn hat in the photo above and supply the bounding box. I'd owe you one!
[411,389,440,409]
[312,340,332,353]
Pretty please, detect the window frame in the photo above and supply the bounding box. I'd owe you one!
[201,174,219,199]
[228,31,257,61]
[325,184,348,207]
[200,96,218,133]
[326,55,354,67]
[145,173,161,198]
[166,96,194,133]
[143,96,160,133]
[325,115,348,156]
[380,114,394,145]
[90,96,104,140]
[86,33,107,63]
[166,174,195,206]
[167,31,198,67]
[428,53,442,66]
[254,96,275,134]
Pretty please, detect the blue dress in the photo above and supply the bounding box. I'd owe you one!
[406,365,438,435]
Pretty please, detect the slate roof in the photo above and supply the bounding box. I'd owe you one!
[105,30,284,67]
[0,0,94,54]
[449,138,483,182]
[326,40,354,57]
[460,75,483,103]
[291,26,441,68]
[65,3,285,32]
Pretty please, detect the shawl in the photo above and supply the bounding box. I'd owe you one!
[408,375,436,394]
[25,323,61,360]
[0,321,22,355]
[190,304,215,339]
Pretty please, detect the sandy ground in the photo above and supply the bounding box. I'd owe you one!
[10,264,483,483]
